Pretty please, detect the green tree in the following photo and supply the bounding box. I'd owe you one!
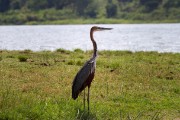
[19,0,26,8]
[47,0,54,8]
[27,0,48,10]
[139,0,162,12]
[74,0,91,16]
[84,1,98,18]
[10,0,20,9]
[118,0,132,3]
[106,0,117,18]
[164,0,180,10]
[53,0,74,9]
[0,0,10,12]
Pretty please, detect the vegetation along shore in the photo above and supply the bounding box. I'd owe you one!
[0,49,179,119]
[0,0,180,24]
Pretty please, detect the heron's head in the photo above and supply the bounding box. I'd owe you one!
[91,26,113,32]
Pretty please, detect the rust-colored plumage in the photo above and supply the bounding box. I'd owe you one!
[72,26,112,112]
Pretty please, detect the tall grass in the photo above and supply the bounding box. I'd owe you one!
[0,50,179,119]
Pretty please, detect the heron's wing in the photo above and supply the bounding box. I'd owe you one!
[72,59,95,99]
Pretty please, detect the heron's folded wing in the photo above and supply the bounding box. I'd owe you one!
[72,61,95,93]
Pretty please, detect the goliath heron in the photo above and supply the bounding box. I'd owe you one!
[72,26,112,112]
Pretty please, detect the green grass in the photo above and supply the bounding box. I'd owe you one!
[0,49,180,119]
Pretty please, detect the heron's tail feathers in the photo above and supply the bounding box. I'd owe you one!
[72,91,78,100]
[72,94,78,100]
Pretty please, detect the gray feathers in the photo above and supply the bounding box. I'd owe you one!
[72,58,96,99]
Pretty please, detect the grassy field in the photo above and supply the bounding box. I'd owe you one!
[0,49,179,120]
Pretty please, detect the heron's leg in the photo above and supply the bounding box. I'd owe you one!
[87,86,90,113]
[84,89,85,110]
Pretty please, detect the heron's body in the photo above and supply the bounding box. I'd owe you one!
[72,57,96,99]
[72,26,112,112]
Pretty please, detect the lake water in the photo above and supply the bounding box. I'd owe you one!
[0,24,180,53]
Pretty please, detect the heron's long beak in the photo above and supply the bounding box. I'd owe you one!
[98,27,113,30]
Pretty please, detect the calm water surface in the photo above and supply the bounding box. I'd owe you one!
[0,24,180,53]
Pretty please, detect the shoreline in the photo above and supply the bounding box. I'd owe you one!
[1,49,180,54]
[0,18,180,25]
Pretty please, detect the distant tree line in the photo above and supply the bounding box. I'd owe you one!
[0,0,179,24]
[1,0,180,16]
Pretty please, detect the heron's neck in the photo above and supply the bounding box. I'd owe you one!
[90,30,97,58]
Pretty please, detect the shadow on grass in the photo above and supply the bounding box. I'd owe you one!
[75,108,97,120]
